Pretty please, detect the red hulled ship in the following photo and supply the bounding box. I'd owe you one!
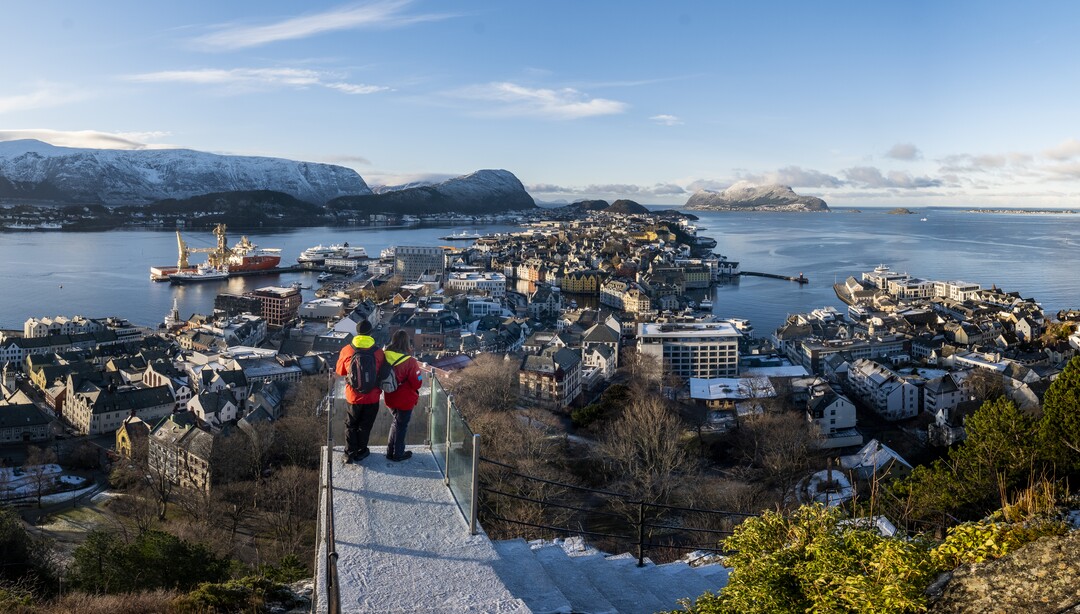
[150,223,282,281]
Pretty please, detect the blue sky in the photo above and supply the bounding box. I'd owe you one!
[3,1,1080,206]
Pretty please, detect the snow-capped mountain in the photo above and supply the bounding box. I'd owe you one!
[329,169,535,214]
[0,139,371,205]
[685,181,829,211]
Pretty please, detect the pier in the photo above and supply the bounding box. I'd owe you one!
[741,271,809,284]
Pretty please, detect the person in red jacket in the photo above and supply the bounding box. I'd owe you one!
[335,320,383,463]
[382,330,423,462]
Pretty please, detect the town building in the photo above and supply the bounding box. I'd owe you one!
[847,359,921,421]
[446,272,507,298]
[253,286,302,327]
[519,346,582,410]
[637,321,740,380]
[395,246,446,281]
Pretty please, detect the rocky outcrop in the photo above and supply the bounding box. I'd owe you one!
[0,139,370,206]
[605,199,650,214]
[685,182,829,212]
[927,531,1080,613]
[329,169,535,215]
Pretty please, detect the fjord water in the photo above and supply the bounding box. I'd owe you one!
[0,208,1077,336]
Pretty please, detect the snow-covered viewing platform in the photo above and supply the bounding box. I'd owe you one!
[314,444,730,613]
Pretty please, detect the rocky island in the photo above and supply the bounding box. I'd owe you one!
[684,182,829,212]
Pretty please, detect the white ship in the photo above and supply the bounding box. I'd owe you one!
[169,262,230,284]
[297,242,368,264]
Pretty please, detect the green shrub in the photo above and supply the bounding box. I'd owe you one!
[930,517,1069,570]
[172,576,293,614]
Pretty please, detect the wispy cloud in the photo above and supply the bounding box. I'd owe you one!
[125,68,388,95]
[451,82,627,119]
[1043,138,1080,161]
[0,129,175,149]
[650,114,681,126]
[323,154,372,166]
[843,166,941,189]
[938,152,1031,173]
[195,0,455,50]
[885,142,921,160]
[0,84,88,115]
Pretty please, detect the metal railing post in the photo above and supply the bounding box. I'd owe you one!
[637,501,646,567]
[469,433,480,535]
[323,371,340,614]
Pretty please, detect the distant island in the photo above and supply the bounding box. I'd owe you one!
[684,182,829,212]
[886,208,916,215]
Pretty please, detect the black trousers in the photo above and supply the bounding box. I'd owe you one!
[344,401,380,455]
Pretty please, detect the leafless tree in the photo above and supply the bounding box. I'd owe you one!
[965,368,1005,403]
[470,407,576,539]
[273,414,323,469]
[213,481,257,543]
[597,393,697,505]
[24,446,57,508]
[448,353,521,416]
[286,374,330,418]
[735,411,814,507]
[259,466,318,560]
[618,347,662,395]
[141,458,175,521]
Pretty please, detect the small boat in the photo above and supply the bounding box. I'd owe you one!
[317,272,334,282]
[439,230,483,241]
[920,217,928,222]
[169,262,229,284]
[699,298,714,310]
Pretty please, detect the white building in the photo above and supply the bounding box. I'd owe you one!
[23,315,99,338]
[446,272,507,298]
[805,381,863,449]
[299,298,346,320]
[638,321,740,380]
[847,359,920,421]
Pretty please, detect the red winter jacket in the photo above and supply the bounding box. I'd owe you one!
[382,350,422,411]
[335,335,384,405]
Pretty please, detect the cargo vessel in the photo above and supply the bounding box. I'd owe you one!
[150,224,282,281]
[169,262,229,284]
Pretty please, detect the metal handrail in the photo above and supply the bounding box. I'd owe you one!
[477,456,753,566]
[320,370,340,614]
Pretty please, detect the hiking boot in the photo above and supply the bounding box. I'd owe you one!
[344,449,370,464]
[388,451,412,462]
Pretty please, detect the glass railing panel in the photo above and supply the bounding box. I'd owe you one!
[333,376,433,450]
[429,376,449,476]
[446,401,476,526]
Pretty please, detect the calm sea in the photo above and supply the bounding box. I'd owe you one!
[0,208,1077,336]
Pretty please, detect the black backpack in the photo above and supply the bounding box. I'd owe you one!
[347,346,382,394]
[379,354,408,393]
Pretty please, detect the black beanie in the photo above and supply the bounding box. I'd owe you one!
[356,320,373,335]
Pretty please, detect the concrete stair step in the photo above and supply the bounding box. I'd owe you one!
[532,544,618,614]
[653,561,721,605]
[571,553,668,614]
[604,556,713,612]
[691,563,731,588]
[491,539,573,614]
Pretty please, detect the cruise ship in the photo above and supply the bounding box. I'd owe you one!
[297,243,368,265]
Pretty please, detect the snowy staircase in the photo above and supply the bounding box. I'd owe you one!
[317,446,730,613]
[490,538,730,614]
